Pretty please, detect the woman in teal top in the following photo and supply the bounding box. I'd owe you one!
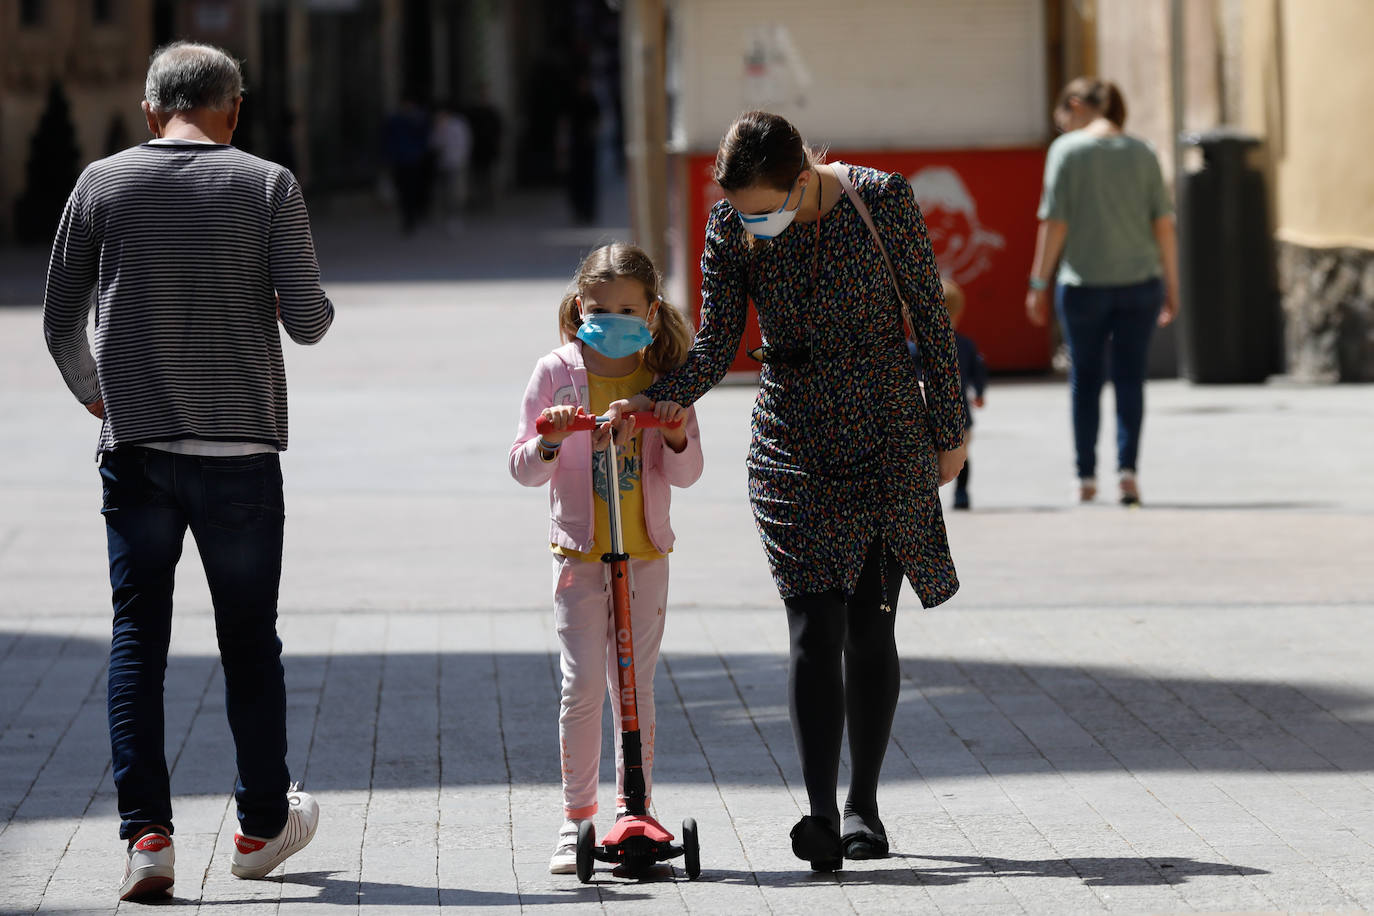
[1026,77,1180,505]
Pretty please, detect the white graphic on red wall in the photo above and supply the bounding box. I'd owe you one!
[908,167,1005,285]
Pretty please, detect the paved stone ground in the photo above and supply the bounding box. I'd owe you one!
[3,191,1374,914]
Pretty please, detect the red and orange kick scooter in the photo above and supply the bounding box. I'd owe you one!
[535,410,701,882]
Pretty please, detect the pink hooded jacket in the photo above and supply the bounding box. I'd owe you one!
[509,342,704,555]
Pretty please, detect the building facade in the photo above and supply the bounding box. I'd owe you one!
[1081,0,1374,381]
[0,0,614,242]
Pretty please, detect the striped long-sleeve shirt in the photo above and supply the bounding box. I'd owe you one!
[42,141,334,453]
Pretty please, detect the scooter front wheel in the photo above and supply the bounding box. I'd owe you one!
[682,817,700,879]
[576,819,595,884]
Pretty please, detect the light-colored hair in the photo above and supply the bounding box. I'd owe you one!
[558,243,694,376]
[145,42,243,113]
[941,278,966,319]
[1057,76,1127,128]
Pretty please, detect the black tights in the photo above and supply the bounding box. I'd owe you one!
[783,539,903,833]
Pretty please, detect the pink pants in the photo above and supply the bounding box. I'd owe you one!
[553,554,669,820]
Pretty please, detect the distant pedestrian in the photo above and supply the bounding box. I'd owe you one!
[383,96,432,233]
[1026,77,1179,506]
[41,41,331,901]
[509,243,702,875]
[466,85,504,209]
[607,111,967,871]
[909,279,986,509]
[565,74,601,224]
[431,103,472,231]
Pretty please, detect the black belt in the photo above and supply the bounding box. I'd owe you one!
[747,343,812,367]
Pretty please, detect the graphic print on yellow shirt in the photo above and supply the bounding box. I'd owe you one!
[555,363,664,561]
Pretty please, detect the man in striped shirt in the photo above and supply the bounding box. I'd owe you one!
[42,42,333,901]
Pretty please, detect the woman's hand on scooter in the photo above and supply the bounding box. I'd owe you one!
[538,405,588,446]
[594,414,637,450]
[589,419,615,451]
[604,394,653,427]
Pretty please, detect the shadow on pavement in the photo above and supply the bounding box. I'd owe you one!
[5,632,1373,818]
[180,870,631,908]
[898,854,1269,885]
[636,853,1268,887]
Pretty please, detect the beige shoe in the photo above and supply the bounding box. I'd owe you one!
[1078,477,1098,503]
[1119,471,1141,506]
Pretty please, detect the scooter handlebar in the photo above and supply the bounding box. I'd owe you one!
[535,411,682,435]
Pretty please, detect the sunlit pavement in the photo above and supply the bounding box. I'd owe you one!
[3,190,1374,913]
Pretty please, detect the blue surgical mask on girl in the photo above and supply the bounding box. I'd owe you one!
[576,312,655,359]
[737,173,804,239]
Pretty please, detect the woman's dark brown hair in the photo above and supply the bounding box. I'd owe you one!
[1058,77,1127,128]
[713,110,821,192]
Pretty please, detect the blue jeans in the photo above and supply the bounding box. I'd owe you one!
[100,447,290,840]
[1055,278,1163,480]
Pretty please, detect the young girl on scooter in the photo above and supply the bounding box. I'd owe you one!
[508,243,703,874]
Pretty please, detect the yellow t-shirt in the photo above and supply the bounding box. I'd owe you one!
[553,363,664,561]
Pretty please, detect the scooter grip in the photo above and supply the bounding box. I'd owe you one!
[534,411,682,435]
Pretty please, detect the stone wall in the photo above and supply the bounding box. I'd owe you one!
[1278,241,1374,382]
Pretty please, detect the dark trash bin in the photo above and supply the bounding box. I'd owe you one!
[1176,129,1282,383]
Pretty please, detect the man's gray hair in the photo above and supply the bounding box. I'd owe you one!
[144,41,243,113]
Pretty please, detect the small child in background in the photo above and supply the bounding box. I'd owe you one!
[908,279,986,509]
[943,279,986,509]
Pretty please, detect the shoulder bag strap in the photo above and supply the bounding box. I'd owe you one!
[830,163,914,336]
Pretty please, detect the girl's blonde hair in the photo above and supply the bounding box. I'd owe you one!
[558,243,695,376]
[941,278,966,319]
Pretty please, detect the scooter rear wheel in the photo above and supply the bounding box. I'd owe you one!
[682,817,700,879]
[576,819,595,884]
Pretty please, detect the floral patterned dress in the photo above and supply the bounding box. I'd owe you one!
[644,165,967,606]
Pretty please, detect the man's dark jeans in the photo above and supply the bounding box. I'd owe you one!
[101,447,290,841]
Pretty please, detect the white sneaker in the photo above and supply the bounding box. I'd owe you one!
[119,827,174,901]
[549,818,589,875]
[230,787,319,879]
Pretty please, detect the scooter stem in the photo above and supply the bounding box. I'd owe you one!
[600,426,647,815]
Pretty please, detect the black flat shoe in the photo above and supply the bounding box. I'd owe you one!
[790,815,842,872]
[841,811,889,859]
[841,828,889,859]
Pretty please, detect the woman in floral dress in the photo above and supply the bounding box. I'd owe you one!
[610,111,967,870]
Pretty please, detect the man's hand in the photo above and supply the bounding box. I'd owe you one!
[937,442,967,486]
[85,399,105,420]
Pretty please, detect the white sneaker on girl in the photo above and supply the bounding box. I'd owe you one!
[550,818,591,874]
